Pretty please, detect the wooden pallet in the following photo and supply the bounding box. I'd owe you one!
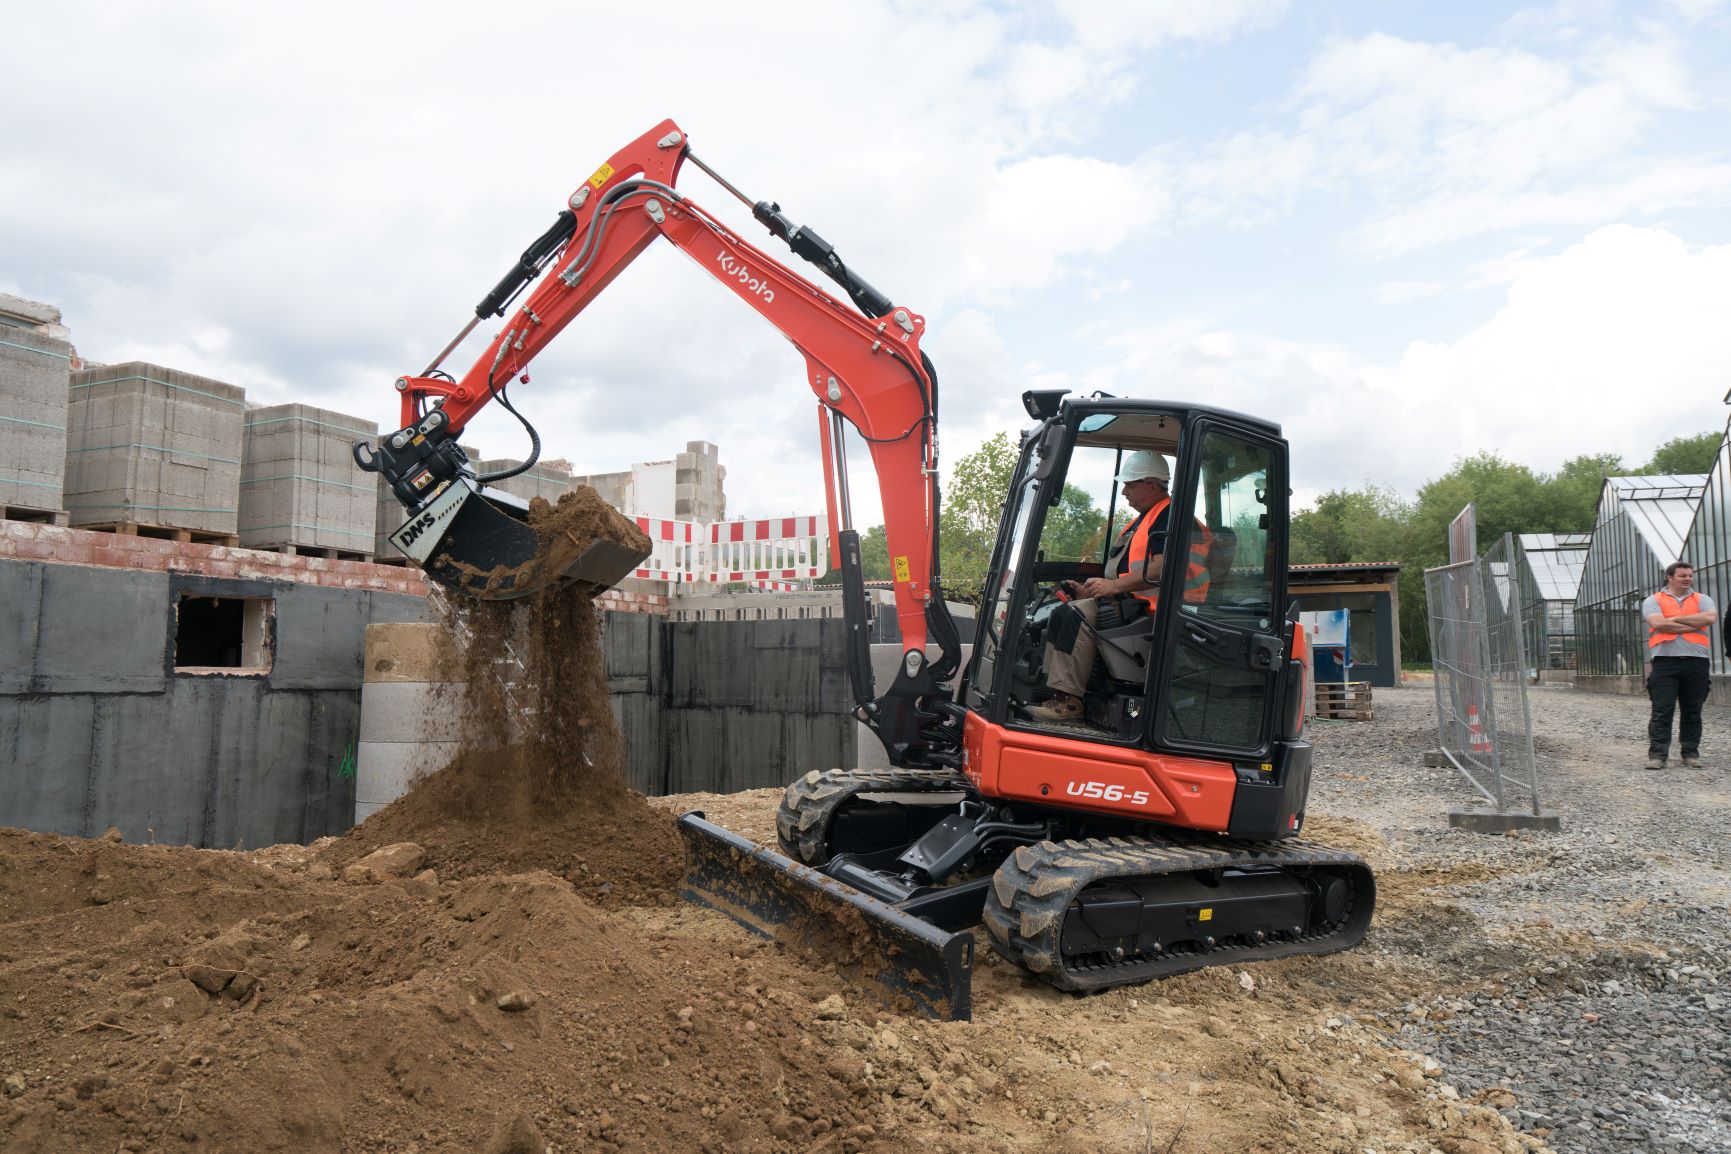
[1315,681,1373,721]
[3,504,70,526]
[81,522,240,547]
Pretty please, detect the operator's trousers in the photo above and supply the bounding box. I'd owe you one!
[1647,655,1711,760]
[1044,598,1102,698]
[1045,596,1148,698]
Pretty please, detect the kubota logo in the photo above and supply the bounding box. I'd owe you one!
[716,254,775,304]
[1066,780,1151,806]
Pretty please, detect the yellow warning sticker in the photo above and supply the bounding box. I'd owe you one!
[588,163,615,189]
[1198,908,1213,922]
[893,556,911,582]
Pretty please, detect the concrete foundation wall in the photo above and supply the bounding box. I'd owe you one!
[0,555,429,847]
[0,294,73,514]
[357,615,857,820]
[239,404,379,554]
[65,362,246,534]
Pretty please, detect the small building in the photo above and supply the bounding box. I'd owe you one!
[1574,475,1705,685]
[1287,562,1403,687]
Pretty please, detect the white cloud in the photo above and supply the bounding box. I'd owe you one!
[1053,0,1288,51]
[1181,26,1727,255]
[1085,226,1731,503]
[1375,280,1445,304]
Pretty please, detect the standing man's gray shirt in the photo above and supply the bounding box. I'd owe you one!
[1642,591,1717,658]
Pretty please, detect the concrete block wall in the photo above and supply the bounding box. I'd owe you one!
[357,613,856,818]
[65,362,246,535]
[239,403,379,555]
[357,625,460,822]
[0,553,431,847]
[673,440,726,522]
[0,293,73,517]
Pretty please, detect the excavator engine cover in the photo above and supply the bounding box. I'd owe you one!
[388,477,648,601]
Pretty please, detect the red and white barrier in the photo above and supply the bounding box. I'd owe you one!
[632,514,828,590]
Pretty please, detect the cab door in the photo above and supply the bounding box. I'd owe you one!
[1150,420,1289,758]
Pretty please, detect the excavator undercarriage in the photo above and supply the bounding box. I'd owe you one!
[678,768,1374,1019]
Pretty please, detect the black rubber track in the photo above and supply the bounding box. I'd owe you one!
[774,767,972,865]
[981,834,1375,993]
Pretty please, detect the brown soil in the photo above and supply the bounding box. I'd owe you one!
[455,486,651,599]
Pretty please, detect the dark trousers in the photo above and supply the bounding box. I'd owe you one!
[1647,656,1711,759]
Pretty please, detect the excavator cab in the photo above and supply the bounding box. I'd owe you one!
[967,391,1297,768]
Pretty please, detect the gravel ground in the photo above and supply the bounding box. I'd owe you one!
[1313,682,1731,1154]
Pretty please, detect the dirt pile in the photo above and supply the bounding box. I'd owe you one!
[0,827,887,1152]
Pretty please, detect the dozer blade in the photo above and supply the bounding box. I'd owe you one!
[388,478,648,601]
[676,813,973,1021]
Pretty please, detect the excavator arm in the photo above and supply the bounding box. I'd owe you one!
[357,119,963,766]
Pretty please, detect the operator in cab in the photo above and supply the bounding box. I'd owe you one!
[1026,450,1209,723]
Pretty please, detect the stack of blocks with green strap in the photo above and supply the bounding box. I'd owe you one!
[238,403,380,555]
[63,361,245,536]
[0,293,73,519]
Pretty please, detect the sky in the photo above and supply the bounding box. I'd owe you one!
[4,0,1731,529]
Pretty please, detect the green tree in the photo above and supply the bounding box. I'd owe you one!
[938,432,1021,603]
[1644,431,1722,476]
[1540,453,1623,532]
[815,522,893,585]
[1040,485,1108,563]
[1290,486,1409,566]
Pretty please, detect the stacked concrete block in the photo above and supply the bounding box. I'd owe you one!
[357,623,461,822]
[64,362,245,537]
[471,454,573,506]
[673,440,726,521]
[239,403,379,556]
[0,293,74,520]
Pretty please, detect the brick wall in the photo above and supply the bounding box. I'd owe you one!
[0,519,668,612]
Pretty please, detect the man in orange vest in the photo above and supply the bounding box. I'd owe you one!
[1643,560,1718,770]
[1028,450,1210,722]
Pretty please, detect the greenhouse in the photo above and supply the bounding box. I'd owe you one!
[1515,533,1589,676]
[1574,475,1706,678]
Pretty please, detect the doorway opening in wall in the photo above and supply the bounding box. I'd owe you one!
[174,596,274,673]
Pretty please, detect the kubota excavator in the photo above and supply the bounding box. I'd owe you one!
[356,119,1374,1021]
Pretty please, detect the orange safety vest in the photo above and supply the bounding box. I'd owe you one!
[1118,498,1212,610]
[1648,590,1709,649]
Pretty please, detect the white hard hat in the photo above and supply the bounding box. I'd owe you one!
[1115,450,1169,484]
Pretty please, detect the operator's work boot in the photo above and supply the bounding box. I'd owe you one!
[1643,756,1666,771]
[1027,693,1084,722]
[1682,755,1704,769]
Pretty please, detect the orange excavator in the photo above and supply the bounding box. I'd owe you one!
[356,119,1373,1020]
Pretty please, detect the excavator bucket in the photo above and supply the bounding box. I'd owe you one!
[388,478,648,601]
[676,813,973,1021]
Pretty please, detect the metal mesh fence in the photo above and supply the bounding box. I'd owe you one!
[1424,534,1542,814]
